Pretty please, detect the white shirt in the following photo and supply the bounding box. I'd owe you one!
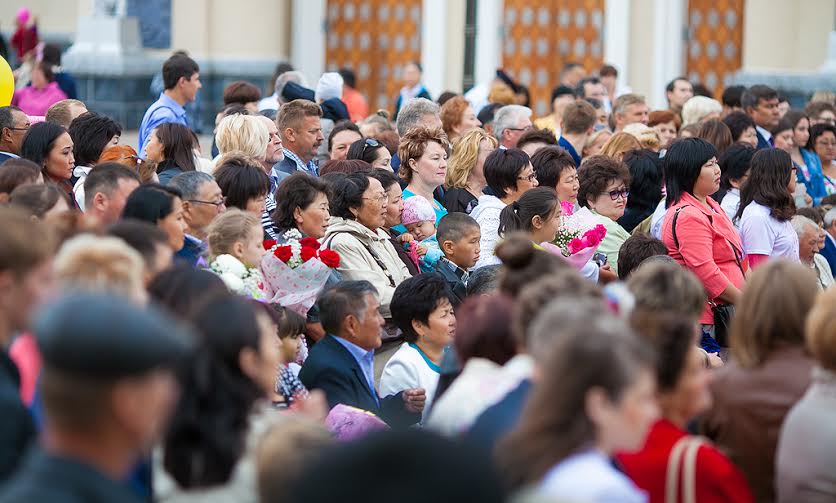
[540,449,648,503]
[471,194,506,268]
[72,165,93,211]
[379,343,440,423]
[720,188,741,226]
[739,202,799,260]
[650,199,667,240]
[756,125,773,144]
[257,93,279,111]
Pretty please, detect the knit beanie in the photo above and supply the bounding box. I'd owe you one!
[315,72,344,103]
[401,197,436,226]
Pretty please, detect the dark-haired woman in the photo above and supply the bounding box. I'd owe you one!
[21,121,75,203]
[617,315,754,502]
[369,168,421,276]
[808,123,836,197]
[717,142,755,223]
[122,183,188,252]
[736,149,798,267]
[617,150,663,233]
[661,138,745,353]
[155,295,285,501]
[381,274,456,423]
[498,186,561,246]
[786,110,827,205]
[346,137,393,170]
[213,153,271,217]
[144,123,197,185]
[323,171,411,322]
[722,111,758,148]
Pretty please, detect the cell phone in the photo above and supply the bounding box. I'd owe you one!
[593,252,608,266]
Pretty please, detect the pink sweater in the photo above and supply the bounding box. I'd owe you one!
[12,82,67,116]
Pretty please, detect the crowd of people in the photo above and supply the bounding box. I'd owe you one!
[0,42,835,503]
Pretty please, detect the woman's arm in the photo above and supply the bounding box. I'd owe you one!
[715,283,742,305]
[675,211,734,301]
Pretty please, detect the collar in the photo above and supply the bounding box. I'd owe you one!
[728,187,740,197]
[282,148,317,175]
[408,343,442,373]
[0,151,20,158]
[677,191,722,217]
[333,335,375,363]
[440,256,469,283]
[756,125,772,141]
[400,83,424,98]
[158,92,187,117]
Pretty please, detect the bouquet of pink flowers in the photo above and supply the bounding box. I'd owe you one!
[540,201,607,269]
[261,229,340,317]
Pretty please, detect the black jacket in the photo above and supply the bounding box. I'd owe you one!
[0,351,35,483]
[299,335,419,427]
[433,261,467,308]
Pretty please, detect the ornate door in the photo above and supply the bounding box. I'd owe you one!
[685,0,745,98]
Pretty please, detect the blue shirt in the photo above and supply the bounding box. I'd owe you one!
[138,93,189,157]
[558,136,582,167]
[334,335,378,406]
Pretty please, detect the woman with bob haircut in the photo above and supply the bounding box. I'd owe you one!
[722,112,758,148]
[381,273,456,423]
[735,149,798,266]
[439,95,481,143]
[702,260,818,503]
[442,128,498,214]
[776,286,836,502]
[122,183,188,252]
[213,153,271,217]
[214,114,270,162]
[648,109,680,150]
[661,138,744,353]
[531,146,580,207]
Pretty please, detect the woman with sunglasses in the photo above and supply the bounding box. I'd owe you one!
[577,154,632,276]
[661,138,745,355]
[346,136,393,171]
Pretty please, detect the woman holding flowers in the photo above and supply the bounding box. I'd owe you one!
[578,155,632,276]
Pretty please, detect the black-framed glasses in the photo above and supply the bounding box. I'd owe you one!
[361,138,381,155]
[187,197,226,208]
[6,126,29,132]
[608,188,630,200]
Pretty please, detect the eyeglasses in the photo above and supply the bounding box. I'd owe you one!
[507,125,534,133]
[608,188,630,200]
[187,197,227,208]
[518,172,537,182]
[362,193,389,205]
[6,126,29,132]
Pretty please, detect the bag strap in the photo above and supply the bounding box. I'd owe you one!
[665,435,707,503]
[671,204,745,277]
[325,231,396,288]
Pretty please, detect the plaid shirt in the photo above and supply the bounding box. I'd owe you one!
[282,148,318,176]
[440,257,470,285]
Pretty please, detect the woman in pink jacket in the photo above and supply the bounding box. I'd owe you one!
[12,61,67,117]
[661,138,746,355]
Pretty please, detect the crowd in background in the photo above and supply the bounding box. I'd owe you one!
[0,22,836,502]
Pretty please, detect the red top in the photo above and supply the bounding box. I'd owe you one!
[661,192,746,324]
[616,419,754,503]
[342,87,369,123]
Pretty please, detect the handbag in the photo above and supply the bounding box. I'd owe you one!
[665,435,707,503]
[671,206,744,347]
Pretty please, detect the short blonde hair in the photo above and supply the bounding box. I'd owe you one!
[54,234,146,305]
[445,129,498,189]
[622,123,661,151]
[806,286,836,371]
[215,114,269,159]
[583,128,612,155]
[681,96,723,127]
[45,99,86,128]
[206,209,262,259]
[599,132,642,161]
[397,126,451,184]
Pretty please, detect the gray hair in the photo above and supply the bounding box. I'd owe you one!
[466,264,501,296]
[275,71,308,104]
[492,105,532,143]
[168,171,215,200]
[318,280,379,335]
[527,297,622,365]
[396,97,440,136]
[825,207,836,228]
[791,215,818,238]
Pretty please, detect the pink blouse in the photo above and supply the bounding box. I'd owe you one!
[12,82,67,117]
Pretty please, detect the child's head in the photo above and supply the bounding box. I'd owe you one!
[206,209,265,267]
[437,213,481,269]
[265,303,307,363]
[402,196,437,241]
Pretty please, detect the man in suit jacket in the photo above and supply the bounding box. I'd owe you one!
[299,281,424,427]
[274,99,324,178]
[742,85,780,150]
[0,106,29,165]
[822,208,836,276]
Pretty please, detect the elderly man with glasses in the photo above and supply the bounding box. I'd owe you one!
[169,171,226,266]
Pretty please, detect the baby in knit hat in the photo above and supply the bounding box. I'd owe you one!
[400,196,443,273]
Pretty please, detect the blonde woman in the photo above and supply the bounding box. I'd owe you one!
[622,123,661,152]
[442,129,498,214]
[599,131,641,162]
[582,128,612,157]
[212,114,270,169]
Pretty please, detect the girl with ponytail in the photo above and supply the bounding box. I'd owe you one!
[498,186,562,246]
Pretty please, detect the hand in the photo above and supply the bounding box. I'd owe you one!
[291,389,328,422]
[416,245,428,257]
[598,264,617,284]
[399,233,414,243]
[402,388,426,413]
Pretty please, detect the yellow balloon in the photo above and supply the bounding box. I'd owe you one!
[0,57,13,107]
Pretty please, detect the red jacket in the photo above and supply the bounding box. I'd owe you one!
[616,419,754,503]
[661,193,746,324]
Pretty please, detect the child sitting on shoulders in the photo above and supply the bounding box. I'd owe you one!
[400,196,443,273]
[206,209,269,300]
[435,213,481,307]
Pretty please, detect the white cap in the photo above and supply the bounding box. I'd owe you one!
[315,72,344,103]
